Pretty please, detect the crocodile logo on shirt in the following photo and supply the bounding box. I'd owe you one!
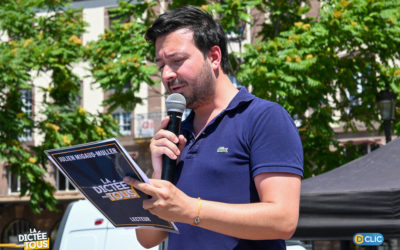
[217,146,228,153]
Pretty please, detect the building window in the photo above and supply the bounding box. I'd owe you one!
[106,6,132,30]
[342,140,381,158]
[21,90,32,117]
[113,112,132,135]
[359,142,380,155]
[8,171,28,194]
[19,89,32,142]
[56,169,75,191]
[134,113,157,138]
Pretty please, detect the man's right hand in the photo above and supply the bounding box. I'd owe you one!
[150,116,187,179]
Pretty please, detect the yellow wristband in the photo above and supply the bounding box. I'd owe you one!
[193,197,201,226]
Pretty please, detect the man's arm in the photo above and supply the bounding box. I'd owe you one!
[135,228,167,249]
[132,117,186,249]
[126,171,301,240]
[196,172,301,239]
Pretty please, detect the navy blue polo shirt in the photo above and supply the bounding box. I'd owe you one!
[168,87,303,250]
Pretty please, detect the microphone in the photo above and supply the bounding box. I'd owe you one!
[161,93,186,182]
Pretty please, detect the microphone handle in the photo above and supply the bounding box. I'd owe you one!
[161,111,182,182]
[161,155,176,182]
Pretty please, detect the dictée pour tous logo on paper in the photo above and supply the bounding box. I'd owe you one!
[18,228,49,250]
[353,233,384,246]
[94,178,141,201]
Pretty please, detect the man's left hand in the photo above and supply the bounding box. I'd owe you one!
[123,177,196,224]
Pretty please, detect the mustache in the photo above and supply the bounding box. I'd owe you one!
[168,79,186,89]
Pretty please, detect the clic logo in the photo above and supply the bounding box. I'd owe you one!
[353,233,384,246]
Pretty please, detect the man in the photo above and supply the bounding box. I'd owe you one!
[124,5,303,250]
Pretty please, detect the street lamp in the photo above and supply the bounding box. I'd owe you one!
[376,89,397,143]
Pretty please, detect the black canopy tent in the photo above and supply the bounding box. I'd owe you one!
[294,137,400,240]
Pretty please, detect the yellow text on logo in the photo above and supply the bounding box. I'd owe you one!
[24,238,49,250]
[104,187,141,201]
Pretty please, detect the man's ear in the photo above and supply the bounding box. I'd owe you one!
[207,45,222,71]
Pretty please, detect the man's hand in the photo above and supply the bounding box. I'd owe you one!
[125,174,301,240]
[150,116,187,179]
[123,177,196,224]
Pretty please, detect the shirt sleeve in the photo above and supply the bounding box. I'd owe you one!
[249,101,304,177]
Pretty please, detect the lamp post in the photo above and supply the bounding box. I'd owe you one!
[376,89,397,143]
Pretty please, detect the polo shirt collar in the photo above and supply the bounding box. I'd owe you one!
[181,87,254,134]
[225,86,255,112]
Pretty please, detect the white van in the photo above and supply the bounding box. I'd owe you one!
[53,199,163,250]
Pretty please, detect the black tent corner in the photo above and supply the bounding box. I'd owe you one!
[293,137,400,240]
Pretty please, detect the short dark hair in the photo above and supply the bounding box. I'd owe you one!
[145,5,231,74]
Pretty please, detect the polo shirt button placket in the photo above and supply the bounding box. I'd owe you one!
[190,141,200,154]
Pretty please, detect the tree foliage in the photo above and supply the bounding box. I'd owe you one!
[168,0,400,177]
[237,0,400,176]
[1,0,399,212]
[87,0,159,112]
[0,0,119,213]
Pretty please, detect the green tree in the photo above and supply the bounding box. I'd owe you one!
[237,0,400,176]
[89,0,400,178]
[87,0,159,112]
[0,0,119,213]
[2,0,399,212]
[100,0,399,178]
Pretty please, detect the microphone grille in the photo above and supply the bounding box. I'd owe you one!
[166,93,186,113]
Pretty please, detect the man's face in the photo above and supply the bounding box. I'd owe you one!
[155,28,215,109]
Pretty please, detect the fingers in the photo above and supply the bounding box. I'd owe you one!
[123,177,171,211]
[159,116,170,130]
[151,139,179,160]
[150,116,187,178]
[123,177,172,197]
[124,177,191,223]
[153,128,179,144]
[124,177,157,211]
[142,199,156,210]
[178,135,187,153]
[150,116,182,160]
[123,176,158,197]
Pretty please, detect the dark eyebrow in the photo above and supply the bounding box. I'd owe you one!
[156,52,187,63]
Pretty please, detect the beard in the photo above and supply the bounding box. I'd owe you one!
[168,60,215,110]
